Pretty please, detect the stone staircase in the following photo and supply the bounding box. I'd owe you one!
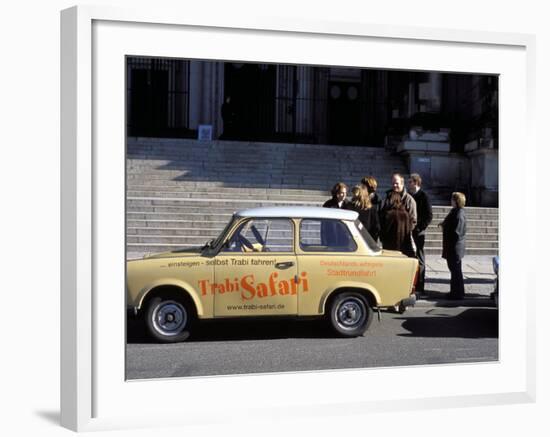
[126,138,498,259]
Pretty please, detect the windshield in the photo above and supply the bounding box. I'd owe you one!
[208,215,237,251]
[354,219,381,253]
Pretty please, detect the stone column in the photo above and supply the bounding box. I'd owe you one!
[468,148,499,206]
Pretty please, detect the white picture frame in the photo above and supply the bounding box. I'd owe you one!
[61,5,536,432]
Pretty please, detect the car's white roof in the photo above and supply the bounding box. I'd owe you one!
[235,206,359,221]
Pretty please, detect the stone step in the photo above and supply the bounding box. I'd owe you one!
[126,219,499,235]
[424,247,498,255]
[125,204,499,223]
[126,243,498,257]
[126,212,499,227]
[125,203,499,218]
[127,235,500,250]
[126,182,369,191]
[127,139,403,156]
[128,184,332,195]
[424,232,498,241]
[126,158,406,169]
[127,219,230,228]
[125,196,499,211]
[127,212,234,221]
[128,227,297,237]
[127,226,498,242]
[125,138,498,257]
[424,239,498,248]
[125,192,497,211]
[126,204,317,214]
[125,193,481,210]
[126,199,321,209]
[127,158,406,173]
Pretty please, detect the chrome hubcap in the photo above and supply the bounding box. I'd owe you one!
[337,297,365,329]
[152,301,187,336]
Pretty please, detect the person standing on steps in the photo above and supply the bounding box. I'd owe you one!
[439,192,467,300]
[408,173,433,295]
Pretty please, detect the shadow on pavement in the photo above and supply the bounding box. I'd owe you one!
[396,307,498,339]
[127,316,335,344]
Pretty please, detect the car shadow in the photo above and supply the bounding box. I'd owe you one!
[396,307,498,339]
[421,290,494,301]
[427,277,495,285]
[127,317,335,344]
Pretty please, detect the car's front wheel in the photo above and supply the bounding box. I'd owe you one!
[146,297,193,343]
[328,292,373,337]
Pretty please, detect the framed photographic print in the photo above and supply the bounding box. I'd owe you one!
[61,5,536,432]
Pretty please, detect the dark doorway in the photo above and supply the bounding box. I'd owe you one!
[129,69,169,137]
[327,81,361,145]
[223,63,276,141]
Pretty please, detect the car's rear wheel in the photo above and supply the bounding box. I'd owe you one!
[328,292,373,337]
[146,297,193,343]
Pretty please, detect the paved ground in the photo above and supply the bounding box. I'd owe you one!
[421,255,496,306]
[127,305,498,379]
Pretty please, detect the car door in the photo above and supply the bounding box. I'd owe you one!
[213,218,299,317]
[296,218,361,315]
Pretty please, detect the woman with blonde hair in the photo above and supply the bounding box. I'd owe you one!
[360,175,381,213]
[347,185,380,242]
[439,192,467,300]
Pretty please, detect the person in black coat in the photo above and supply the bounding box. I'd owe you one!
[408,173,433,294]
[323,182,351,209]
[439,192,467,300]
[220,96,237,139]
[346,185,380,242]
[361,176,382,215]
[321,182,350,247]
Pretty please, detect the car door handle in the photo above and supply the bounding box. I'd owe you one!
[275,262,294,270]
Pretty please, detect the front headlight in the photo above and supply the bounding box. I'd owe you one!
[492,256,499,275]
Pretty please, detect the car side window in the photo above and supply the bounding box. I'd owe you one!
[300,219,357,252]
[223,219,294,253]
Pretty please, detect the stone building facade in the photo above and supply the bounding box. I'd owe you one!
[126,57,498,206]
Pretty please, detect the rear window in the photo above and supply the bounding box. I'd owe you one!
[300,219,357,252]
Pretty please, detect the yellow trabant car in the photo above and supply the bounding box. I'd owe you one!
[127,206,418,342]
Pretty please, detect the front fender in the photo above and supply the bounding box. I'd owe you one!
[136,278,205,317]
[319,281,381,314]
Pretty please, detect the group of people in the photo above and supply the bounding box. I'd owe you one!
[323,173,467,300]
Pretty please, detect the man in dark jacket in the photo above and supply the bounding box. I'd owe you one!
[440,192,467,300]
[408,173,433,294]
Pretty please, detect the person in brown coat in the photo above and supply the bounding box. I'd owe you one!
[380,191,414,256]
[380,173,416,257]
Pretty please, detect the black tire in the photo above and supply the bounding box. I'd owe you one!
[327,292,373,337]
[146,296,193,343]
